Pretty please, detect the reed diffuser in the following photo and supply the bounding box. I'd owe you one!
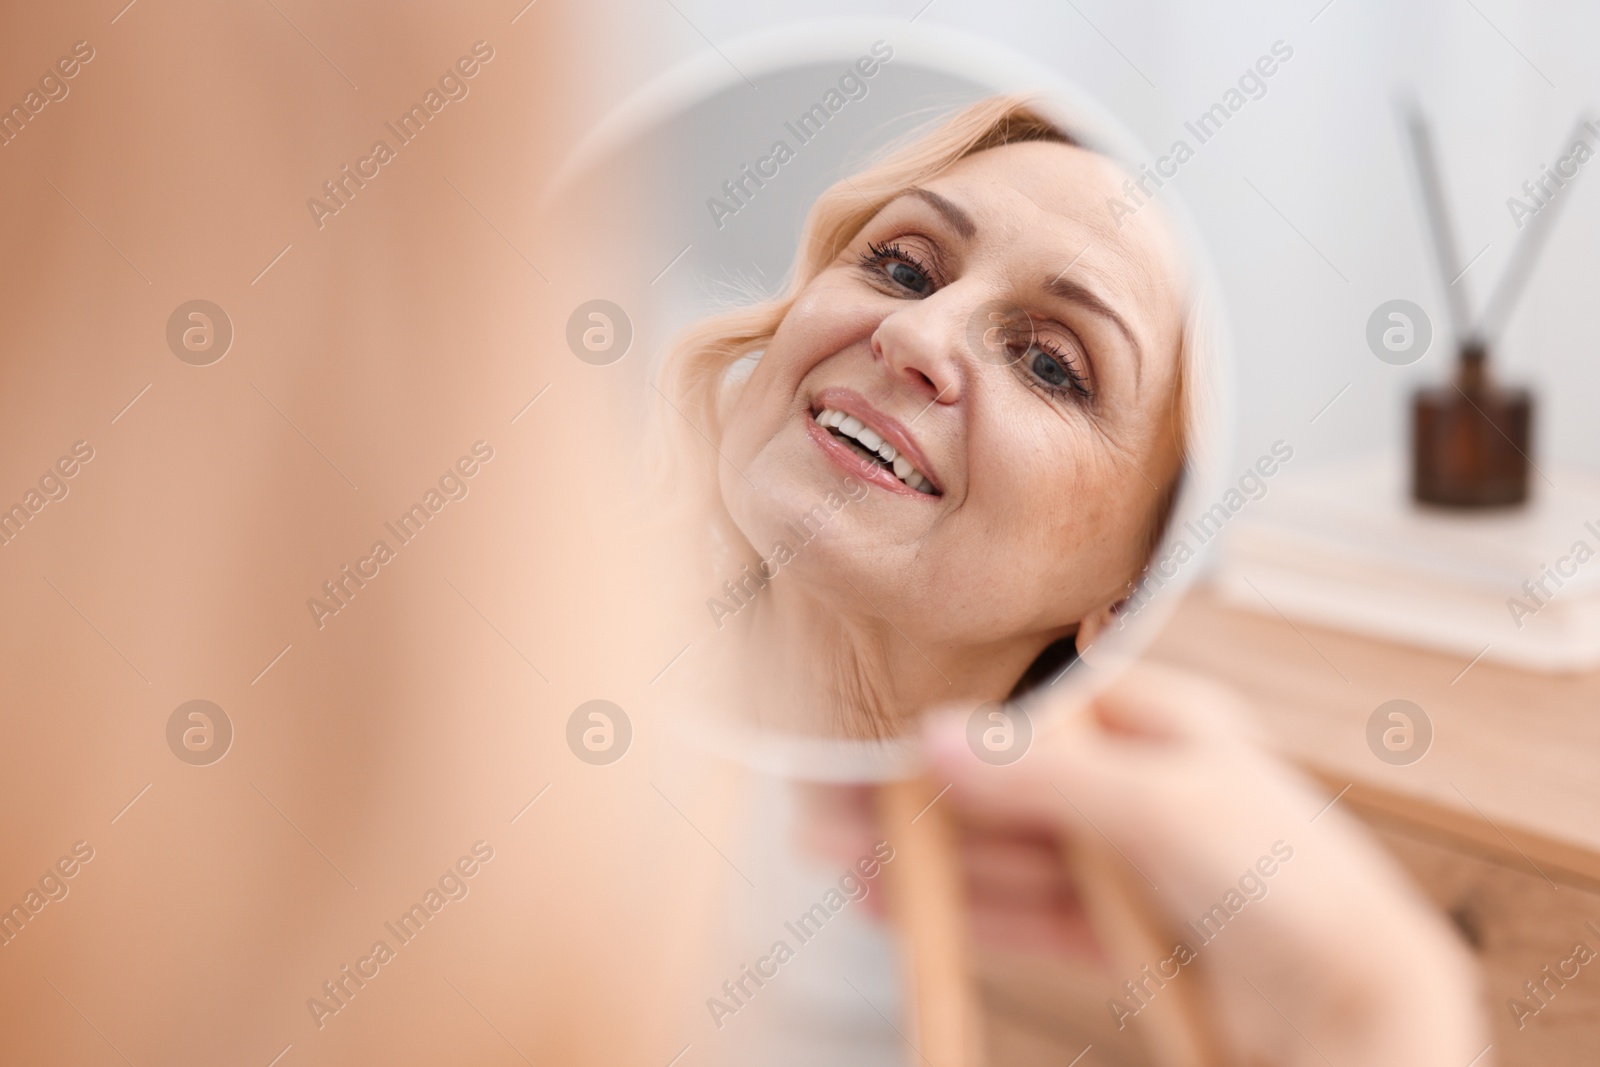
[1401,105,1588,508]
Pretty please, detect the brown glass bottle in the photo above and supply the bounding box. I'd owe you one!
[1411,341,1533,508]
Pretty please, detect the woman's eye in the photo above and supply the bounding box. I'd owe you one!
[860,241,936,295]
[1029,346,1070,387]
[1014,338,1091,400]
[887,261,930,293]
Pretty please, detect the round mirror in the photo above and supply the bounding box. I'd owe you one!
[547,19,1233,782]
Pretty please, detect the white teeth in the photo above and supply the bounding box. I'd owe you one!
[812,407,936,494]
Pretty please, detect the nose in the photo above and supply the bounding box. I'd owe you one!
[869,295,965,407]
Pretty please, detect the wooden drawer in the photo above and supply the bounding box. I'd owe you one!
[1368,821,1600,1066]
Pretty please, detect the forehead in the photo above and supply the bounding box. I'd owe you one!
[916,140,1188,344]
[926,140,1148,247]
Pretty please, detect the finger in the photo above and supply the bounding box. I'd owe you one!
[923,710,1077,827]
[958,833,1075,908]
[924,704,1157,841]
[1077,662,1250,744]
[926,684,1286,910]
[968,899,1104,961]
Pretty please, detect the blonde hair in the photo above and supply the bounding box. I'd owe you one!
[651,93,1205,666]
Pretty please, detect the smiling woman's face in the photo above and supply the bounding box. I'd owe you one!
[719,139,1188,658]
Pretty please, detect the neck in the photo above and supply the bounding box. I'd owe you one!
[724,573,1050,741]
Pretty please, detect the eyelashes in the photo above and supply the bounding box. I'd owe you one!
[858,239,1094,403]
[860,240,936,295]
[1014,333,1094,401]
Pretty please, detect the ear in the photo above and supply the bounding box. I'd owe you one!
[1073,600,1121,658]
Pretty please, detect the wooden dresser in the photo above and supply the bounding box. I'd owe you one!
[978,584,1600,1066]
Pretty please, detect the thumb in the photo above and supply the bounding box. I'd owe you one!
[922,703,1103,831]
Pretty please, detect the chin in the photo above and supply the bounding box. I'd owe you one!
[724,469,860,569]
[718,419,943,619]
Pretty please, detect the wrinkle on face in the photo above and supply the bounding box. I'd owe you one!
[711,137,1194,739]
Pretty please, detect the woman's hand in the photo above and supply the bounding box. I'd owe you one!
[797,664,1488,1067]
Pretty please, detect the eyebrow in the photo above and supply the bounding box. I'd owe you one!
[903,187,976,239]
[1044,274,1144,387]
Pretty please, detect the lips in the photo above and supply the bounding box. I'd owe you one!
[805,387,942,498]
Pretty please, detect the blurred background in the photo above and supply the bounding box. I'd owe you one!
[2,2,1597,1066]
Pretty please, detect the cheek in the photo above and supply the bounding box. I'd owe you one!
[721,364,800,477]
[777,280,878,373]
[965,411,1143,602]
[725,283,875,455]
[972,401,1085,533]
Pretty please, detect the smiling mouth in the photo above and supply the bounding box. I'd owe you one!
[812,407,938,494]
